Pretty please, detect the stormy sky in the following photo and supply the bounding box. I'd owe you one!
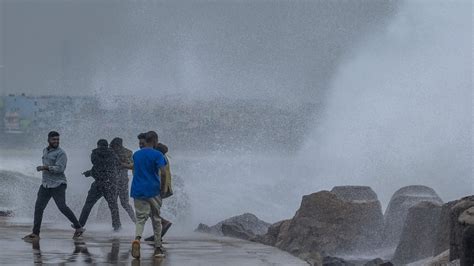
[0,0,396,102]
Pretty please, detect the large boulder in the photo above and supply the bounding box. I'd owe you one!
[195,213,271,239]
[449,196,474,261]
[383,185,443,247]
[331,186,384,248]
[276,190,384,257]
[433,199,461,256]
[392,201,442,264]
[256,187,383,247]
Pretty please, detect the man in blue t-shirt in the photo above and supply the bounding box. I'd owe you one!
[130,131,167,259]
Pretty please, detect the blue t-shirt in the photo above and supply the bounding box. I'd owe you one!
[131,147,167,199]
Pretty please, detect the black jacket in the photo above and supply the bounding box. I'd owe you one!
[90,147,120,184]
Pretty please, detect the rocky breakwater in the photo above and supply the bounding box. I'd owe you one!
[201,185,473,266]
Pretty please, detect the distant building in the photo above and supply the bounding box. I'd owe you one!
[2,94,38,134]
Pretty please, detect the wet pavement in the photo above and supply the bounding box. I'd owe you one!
[0,218,307,265]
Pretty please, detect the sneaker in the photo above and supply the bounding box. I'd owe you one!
[73,227,85,239]
[22,233,40,243]
[154,246,165,258]
[131,240,141,259]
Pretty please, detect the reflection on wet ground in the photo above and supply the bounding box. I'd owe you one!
[1,218,307,265]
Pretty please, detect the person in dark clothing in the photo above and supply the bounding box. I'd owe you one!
[22,131,84,242]
[78,139,122,231]
[135,133,173,242]
[110,137,136,223]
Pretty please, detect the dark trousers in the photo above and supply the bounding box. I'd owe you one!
[117,177,136,223]
[33,184,81,235]
[79,181,121,230]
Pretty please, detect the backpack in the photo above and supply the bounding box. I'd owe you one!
[160,154,173,199]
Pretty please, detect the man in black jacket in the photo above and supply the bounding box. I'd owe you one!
[78,139,122,231]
